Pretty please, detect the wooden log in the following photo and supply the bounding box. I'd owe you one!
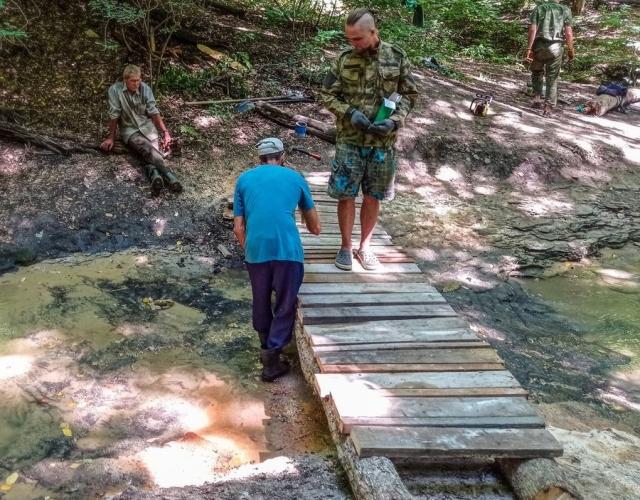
[498,458,583,500]
[254,101,337,144]
[0,121,98,155]
[294,314,413,500]
[585,88,640,116]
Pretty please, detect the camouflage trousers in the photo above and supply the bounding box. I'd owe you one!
[531,39,564,107]
[127,132,168,179]
[327,143,396,201]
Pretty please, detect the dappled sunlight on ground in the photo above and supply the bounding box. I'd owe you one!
[0,251,333,496]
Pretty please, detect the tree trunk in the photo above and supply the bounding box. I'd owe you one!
[585,88,640,116]
[498,459,583,500]
[571,0,586,14]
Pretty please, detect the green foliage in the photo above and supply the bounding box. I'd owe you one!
[88,0,145,24]
[598,5,631,29]
[0,0,28,46]
[157,66,218,94]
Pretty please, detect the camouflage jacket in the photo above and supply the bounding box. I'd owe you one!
[528,2,572,43]
[321,41,418,148]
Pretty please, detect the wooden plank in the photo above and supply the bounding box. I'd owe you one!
[350,426,562,458]
[317,347,501,365]
[331,394,536,420]
[300,292,446,307]
[304,318,474,346]
[303,273,429,283]
[300,238,394,246]
[330,395,541,433]
[312,341,489,353]
[334,387,528,398]
[299,283,437,295]
[320,363,504,373]
[304,256,415,264]
[304,263,421,274]
[299,227,390,237]
[339,416,544,433]
[314,371,522,397]
[302,304,456,324]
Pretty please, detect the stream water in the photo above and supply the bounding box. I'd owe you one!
[522,245,640,412]
[0,250,330,498]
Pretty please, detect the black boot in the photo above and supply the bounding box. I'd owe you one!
[260,348,290,382]
[162,170,183,193]
[145,165,164,196]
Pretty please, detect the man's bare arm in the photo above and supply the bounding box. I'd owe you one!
[565,26,575,60]
[100,118,119,152]
[233,216,246,248]
[525,24,537,62]
[151,114,172,150]
[302,208,321,235]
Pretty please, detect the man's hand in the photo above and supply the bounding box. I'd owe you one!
[348,109,371,132]
[368,119,396,137]
[524,49,534,63]
[100,138,114,152]
[161,131,172,151]
[566,47,575,62]
[233,216,246,248]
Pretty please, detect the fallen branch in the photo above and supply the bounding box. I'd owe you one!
[254,101,336,144]
[0,121,99,155]
[584,88,640,116]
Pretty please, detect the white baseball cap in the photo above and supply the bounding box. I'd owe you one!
[256,137,284,155]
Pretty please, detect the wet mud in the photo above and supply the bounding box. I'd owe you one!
[0,251,340,499]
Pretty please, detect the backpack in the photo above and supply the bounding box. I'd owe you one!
[596,83,628,98]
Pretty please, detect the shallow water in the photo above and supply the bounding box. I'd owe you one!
[522,245,640,411]
[0,250,329,497]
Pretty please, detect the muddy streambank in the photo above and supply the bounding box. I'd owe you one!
[0,251,345,499]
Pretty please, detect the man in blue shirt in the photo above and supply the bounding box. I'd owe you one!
[233,138,321,382]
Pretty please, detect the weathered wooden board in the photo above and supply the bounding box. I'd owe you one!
[302,304,456,324]
[299,283,438,295]
[299,226,390,237]
[304,263,422,275]
[317,347,501,365]
[314,371,523,398]
[304,256,415,264]
[320,363,504,373]
[304,318,474,346]
[312,341,489,353]
[330,395,542,432]
[300,237,393,247]
[300,292,446,307]
[350,426,562,458]
[303,273,429,283]
[331,394,536,420]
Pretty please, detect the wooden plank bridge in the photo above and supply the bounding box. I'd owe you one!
[294,172,562,497]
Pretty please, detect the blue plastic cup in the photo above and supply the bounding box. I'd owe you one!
[294,121,307,138]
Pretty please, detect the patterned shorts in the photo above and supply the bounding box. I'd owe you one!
[327,143,396,201]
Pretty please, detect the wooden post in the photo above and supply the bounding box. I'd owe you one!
[294,312,413,500]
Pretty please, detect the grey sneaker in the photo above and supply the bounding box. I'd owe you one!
[334,248,353,271]
[356,248,380,270]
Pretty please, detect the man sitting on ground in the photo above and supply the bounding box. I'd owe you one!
[100,64,182,195]
[233,138,321,382]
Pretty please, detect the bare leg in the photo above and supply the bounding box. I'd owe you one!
[359,195,380,251]
[337,198,356,250]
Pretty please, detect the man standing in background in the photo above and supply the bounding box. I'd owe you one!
[525,1,575,116]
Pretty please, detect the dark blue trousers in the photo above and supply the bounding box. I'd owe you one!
[246,260,304,350]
